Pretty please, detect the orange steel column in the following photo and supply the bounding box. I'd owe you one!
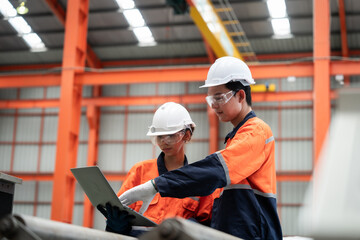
[51,0,89,222]
[313,0,331,165]
[207,106,219,154]
[83,86,101,227]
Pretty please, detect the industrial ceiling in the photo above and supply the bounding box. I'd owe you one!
[0,0,360,70]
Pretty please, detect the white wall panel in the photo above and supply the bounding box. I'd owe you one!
[281,108,312,138]
[281,141,312,171]
[188,82,206,94]
[128,105,156,110]
[158,82,185,95]
[79,115,89,141]
[74,183,85,202]
[99,114,125,140]
[0,116,14,141]
[281,207,301,236]
[44,108,59,113]
[281,181,308,204]
[101,84,127,96]
[281,77,312,91]
[126,112,153,140]
[0,88,17,99]
[0,109,16,113]
[46,86,60,99]
[16,116,41,141]
[72,205,84,226]
[20,87,44,99]
[38,181,53,202]
[125,143,153,171]
[0,145,11,171]
[129,83,156,96]
[275,142,280,170]
[100,106,126,111]
[185,142,208,163]
[13,205,34,216]
[76,144,88,167]
[97,143,123,171]
[14,181,36,201]
[40,145,55,172]
[36,205,51,219]
[82,86,92,97]
[13,145,38,172]
[190,111,209,139]
[93,209,106,230]
[18,108,42,113]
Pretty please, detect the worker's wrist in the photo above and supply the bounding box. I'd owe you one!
[150,179,158,192]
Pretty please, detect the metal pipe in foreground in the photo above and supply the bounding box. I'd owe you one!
[139,217,243,240]
[0,214,136,240]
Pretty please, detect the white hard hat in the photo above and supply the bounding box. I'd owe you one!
[199,56,255,88]
[147,102,196,136]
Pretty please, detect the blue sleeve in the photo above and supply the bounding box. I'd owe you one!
[154,153,227,198]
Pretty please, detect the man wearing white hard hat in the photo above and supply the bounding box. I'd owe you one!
[98,102,214,236]
[119,57,283,239]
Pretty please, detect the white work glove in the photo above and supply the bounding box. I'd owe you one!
[119,180,157,215]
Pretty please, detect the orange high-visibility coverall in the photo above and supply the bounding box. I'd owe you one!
[117,153,214,225]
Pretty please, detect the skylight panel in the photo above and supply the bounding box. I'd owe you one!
[0,0,47,51]
[266,0,292,38]
[114,0,156,47]
[123,9,145,28]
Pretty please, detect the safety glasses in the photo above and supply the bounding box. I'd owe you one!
[205,90,235,107]
[151,130,185,146]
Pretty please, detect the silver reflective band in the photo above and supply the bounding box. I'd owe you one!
[205,90,235,107]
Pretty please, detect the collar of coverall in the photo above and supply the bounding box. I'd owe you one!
[224,111,256,144]
[157,151,188,175]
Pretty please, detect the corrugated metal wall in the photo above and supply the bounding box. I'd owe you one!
[2,76,359,235]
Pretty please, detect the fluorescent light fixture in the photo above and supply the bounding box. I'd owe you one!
[123,9,145,28]
[8,16,31,34]
[16,1,29,15]
[115,0,135,10]
[267,0,287,18]
[271,18,291,36]
[133,26,156,46]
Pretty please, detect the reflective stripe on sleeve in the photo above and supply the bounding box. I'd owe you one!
[189,197,200,202]
[224,184,276,198]
[215,151,231,186]
[266,136,274,144]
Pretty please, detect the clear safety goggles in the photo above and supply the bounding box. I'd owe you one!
[205,90,235,107]
[150,130,185,146]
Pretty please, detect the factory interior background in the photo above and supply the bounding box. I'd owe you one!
[1,0,360,238]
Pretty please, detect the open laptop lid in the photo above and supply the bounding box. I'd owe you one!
[71,166,157,227]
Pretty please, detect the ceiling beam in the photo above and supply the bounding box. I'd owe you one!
[1,60,360,89]
[2,50,360,72]
[1,91,339,109]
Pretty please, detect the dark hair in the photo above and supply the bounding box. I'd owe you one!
[186,126,195,136]
[225,81,252,106]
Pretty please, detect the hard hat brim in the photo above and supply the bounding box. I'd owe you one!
[146,129,180,136]
[199,79,255,88]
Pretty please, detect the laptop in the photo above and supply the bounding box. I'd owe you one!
[71,166,157,227]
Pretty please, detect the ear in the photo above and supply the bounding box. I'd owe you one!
[237,90,246,103]
[183,130,192,142]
